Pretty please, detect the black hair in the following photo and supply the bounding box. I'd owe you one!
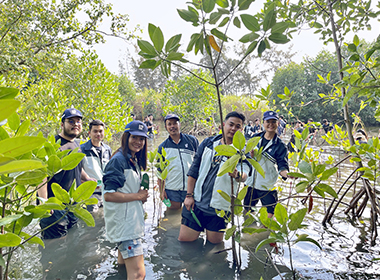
[224,111,246,123]
[112,131,148,170]
[89,119,105,131]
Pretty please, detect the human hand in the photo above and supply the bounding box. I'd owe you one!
[138,189,149,203]
[184,196,194,211]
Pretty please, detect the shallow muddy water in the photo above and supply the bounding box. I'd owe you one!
[9,132,380,279]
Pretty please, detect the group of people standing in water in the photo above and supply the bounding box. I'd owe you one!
[39,108,292,280]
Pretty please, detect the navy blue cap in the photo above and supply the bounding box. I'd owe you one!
[124,120,148,137]
[61,108,83,121]
[164,114,180,122]
[263,111,279,121]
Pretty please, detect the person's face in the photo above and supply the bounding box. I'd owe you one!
[263,119,278,133]
[62,117,82,139]
[223,117,243,140]
[255,119,260,124]
[165,119,180,137]
[89,125,104,143]
[149,115,153,121]
[128,134,146,156]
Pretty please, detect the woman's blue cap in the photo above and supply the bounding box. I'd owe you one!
[124,120,148,137]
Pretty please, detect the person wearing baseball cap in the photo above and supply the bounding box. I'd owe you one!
[102,120,149,279]
[38,108,96,239]
[157,114,199,210]
[244,110,290,219]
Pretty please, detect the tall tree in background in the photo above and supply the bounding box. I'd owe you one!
[0,0,137,76]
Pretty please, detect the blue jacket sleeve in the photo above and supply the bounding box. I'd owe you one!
[103,155,126,191]
[276,143,289,172]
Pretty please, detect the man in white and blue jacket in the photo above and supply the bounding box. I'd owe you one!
[244,110,290,218]
[178,111,251,244]
[81,119,112,211]
[157,114,199,210]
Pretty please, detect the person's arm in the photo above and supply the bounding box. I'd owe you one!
[37,178,48,199]
[81,169,97,182]
[184,176,196,211]
[228,168,247,182]
[104,189,148,203]
[157,178,167,200]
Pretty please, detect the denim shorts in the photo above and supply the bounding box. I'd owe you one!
[165,189,187,203]
[118,238,143,259]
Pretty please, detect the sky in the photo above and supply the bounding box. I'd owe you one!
[92,0,379,76]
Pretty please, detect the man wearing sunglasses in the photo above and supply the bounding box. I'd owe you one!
[38,108,95,239]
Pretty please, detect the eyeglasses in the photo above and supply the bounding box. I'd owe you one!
[65,119,82,125]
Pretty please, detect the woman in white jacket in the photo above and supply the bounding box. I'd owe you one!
[103,120,149,280]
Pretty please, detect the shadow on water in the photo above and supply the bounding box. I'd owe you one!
[9,132,380,279]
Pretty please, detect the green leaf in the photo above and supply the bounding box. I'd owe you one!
[274,203,288,225]
[202,0,215,13]
[353,34,360,46]
[148,24,164,52]
[16,170,47,185]
[301,127,309,140]
[233,16,241,28]
[247,158,265,178]
[72,207,95,227]
[240,14,260,31]
[287,172,306,179]
[217,154,239,176]
[238,0,254,11]
[263,9,276,31]
[0,100,20,123]
[0,159,45,174]
[0,87,19,99]
[48,155,62,174]
[177,9,199,23]
[211,28,228,42]
[139,60,159,69]
[0,214,23,227]
[295,181,309,193]
[20,232,44,248]
[0,136,45,158]
[245,41,258,55]
[219,17,230,27]
[237,185,248,201]
[209,12,222,24]
[72,180,97,202]
[295,234,322,250]
[239,32,259,43]
[83,197,98,205]
[214,145,237,157]
[165,34,182,53]
[271,22,288,34]
[137,40,157,56]
[318,183,338,198]
[166,52,184,61]
[257,40,266,56]
[245,136,260,153]
[0,255,4,267]
[15,120,30,137]
[233,130,245,150]
[298,161,312,174]
[225,225,236,240]
[51,183,70,204]
[320,167,338,181]
[215,0,229,8]
[288,208,307,231]
[0,126,9,140]
[61,152,85,170]
[234,198,243,214]
[7,112,20,131]
[0,232,22,247]
[217,189,231,202]
[268,33,290,44]
[256,237,277,252]
[259,207,281,230]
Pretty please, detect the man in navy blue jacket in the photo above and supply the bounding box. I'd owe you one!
[157,114,199,210]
